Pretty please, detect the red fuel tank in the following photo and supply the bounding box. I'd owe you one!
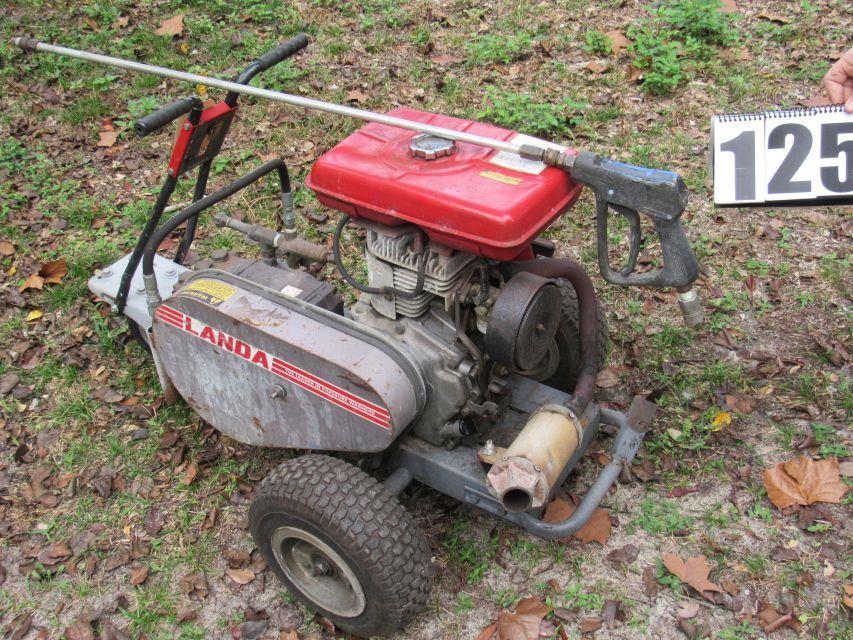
[306,108,583,261]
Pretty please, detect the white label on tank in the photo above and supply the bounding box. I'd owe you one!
[489,133,568,175]
[280,285,303,297]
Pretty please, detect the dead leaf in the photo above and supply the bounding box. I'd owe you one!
[676,600,700,619]
[757,12,790,23]
[156,14,184,37]
[662,554,723,595]
[97,130,119,147]
[605,30,630,56]
[579,618,602,634]
[839,461,853,477]
[64,619,94,640]
[143,508,165,536]
[128,564,149,586]
[5,612,34,640]
[725,394,755,413]
[844,584,852,608]
[720,578,740,596]
[496,597,552,640]
[607,544,639,565]
[543,498,611,544]
[182,461,199,485]
[595,367,620,388]
[177,608,198,624]
[345,89,368,103]
[26,309,43,322]
[93,386,124,404]
[514,597,552,618]
[584,60,607,74]
[0,240,14,256]
[179,571,209,600]
[711,411,731,431]
[476,623,496,640]
[642,565,658,597]
[40,257,67,284]
[719,0,737,12]
[227,567,256,585]
[802,95,833,108]
[762,456,848,509]
[19,273,44,292]
[758,602,798,634]
[600,599,622,626]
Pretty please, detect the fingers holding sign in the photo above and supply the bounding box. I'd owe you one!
[823,47,853,114]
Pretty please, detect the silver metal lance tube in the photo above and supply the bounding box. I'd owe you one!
[11,38,528,156]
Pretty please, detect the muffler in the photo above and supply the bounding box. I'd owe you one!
[486,404,583,512]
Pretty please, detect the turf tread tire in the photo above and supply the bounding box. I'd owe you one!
[249,454,432,638]
[541,278,609,392]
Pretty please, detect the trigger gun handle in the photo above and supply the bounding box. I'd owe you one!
[568,151,700,287]
[570,151,702,326]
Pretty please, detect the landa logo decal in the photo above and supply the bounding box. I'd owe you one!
[154,305,391,430]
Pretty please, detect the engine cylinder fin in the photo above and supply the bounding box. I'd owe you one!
[365,227,478,318]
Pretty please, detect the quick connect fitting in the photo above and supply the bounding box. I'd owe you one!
[677,287,704,327]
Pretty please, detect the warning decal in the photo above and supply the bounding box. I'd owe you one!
[478,170,522,185]
[180,278,235,306]
[153,305,392,430]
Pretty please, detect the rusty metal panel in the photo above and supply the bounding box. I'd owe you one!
[151,274,423,452]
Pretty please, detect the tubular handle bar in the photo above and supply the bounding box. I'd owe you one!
[135,96,202,137]
[134,33,309,134]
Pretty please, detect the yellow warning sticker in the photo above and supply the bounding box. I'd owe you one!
[478,170,522,185]
[181,278,235,306]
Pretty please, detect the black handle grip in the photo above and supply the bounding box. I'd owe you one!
[594,195,699,288]
[255,33,309,72]
[135,97,202,137]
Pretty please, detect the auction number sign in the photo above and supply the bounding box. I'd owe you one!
[712,106,853,206]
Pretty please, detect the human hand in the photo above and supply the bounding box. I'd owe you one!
[823,47,853,113]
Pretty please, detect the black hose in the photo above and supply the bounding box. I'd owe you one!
[332,215,427,300]
[142,159,288,277]
[174,159,212,264]
[512,258,600,410]
[115,175,178,312]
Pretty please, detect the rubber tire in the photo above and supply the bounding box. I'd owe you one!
[249,454,433,638]
[540,278,608,393]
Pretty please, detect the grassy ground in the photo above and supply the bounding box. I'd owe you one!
[0,1,850,639]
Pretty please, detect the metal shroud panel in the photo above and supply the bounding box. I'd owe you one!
[152,270,424,452]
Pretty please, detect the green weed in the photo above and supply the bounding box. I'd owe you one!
[562,582,605,611]
[627,498,694,536]
[466,33,532,65]
[477,90,586,138]
[455,592,474,612]
[584,30,612,56]
[656,557,684,594]
[627,0,738,94]
[716,622,758,640]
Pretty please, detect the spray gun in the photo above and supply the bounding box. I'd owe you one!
[11,36,703,326]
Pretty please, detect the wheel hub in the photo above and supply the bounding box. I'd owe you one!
[271,526,367,618]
